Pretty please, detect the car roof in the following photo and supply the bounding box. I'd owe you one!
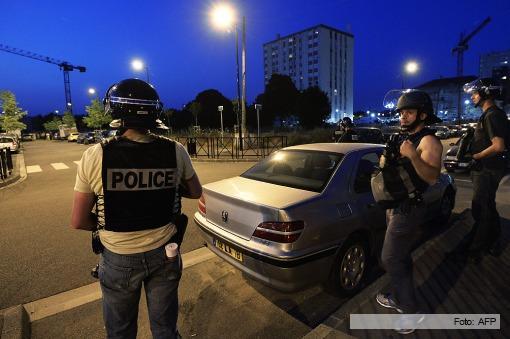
[282,142,384,154]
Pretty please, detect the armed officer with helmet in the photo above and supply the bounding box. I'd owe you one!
[70,78,202,339]
[372,90,443,334]
[456,78,508,262]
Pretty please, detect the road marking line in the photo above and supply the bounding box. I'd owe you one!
[26,165,42,173]
[74,161,80,165]
[21,246,216,322]
[51,163,69,170]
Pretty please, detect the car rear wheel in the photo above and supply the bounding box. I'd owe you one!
[326,236,369,297]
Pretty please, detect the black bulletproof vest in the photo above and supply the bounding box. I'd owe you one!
[399,127,437,193]
[101,136,177,232]
[371,127,437,209]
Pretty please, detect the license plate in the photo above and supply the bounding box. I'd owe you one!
[213,239,243,262]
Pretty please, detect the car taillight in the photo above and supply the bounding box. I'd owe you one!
[252,221,304,243]
[198,195,206,215]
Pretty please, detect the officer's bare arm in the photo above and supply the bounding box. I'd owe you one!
[473,136,505,160]
[180,174,202,199]
[70,191,97,231]
[409,135,443,185]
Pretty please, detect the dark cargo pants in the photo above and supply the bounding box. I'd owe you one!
[381,203,426,313]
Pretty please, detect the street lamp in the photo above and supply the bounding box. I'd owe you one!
[402,60,419,89]
[210,3,247,145]
[131,58,150,83]
[218,105,224,139]
[254,104,262,140]
[88,88,96,96]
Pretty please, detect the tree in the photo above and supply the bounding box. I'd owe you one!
[43,116,62,132]
[0,90,27,133]
[62,111,76,128]
[296,86,331,129]
[84,98,111,129]
[189,101,201,127]
[194,89,234,129]
[261,74,299,127]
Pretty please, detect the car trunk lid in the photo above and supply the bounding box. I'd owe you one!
[202,176,319,240]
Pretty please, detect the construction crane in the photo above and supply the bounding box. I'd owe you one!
[452,17,491,76]
[452,17,491,125]
[0,44,86,114]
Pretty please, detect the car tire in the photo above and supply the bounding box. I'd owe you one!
[325,235,369,297]
[434,188,455,225]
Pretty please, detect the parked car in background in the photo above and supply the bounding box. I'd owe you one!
[446,125,463,138]
[67,132,80,142]
[21,133,36,141]
[336,127,385,144]
[0,135,20,153]
[443,139,471,172]
[195,143,456,295]
[444,139,510,173]
[76,132,95,144]
[434,126,451,139]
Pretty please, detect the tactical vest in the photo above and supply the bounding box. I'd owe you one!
[101,135,177,232]
[371,128,437,209]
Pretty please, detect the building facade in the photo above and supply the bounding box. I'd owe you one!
[418,76,479,122]
[263,24,354,122]
[480,50,510,114]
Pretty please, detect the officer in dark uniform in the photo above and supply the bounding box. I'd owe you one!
[374,90,443,334]
[460,78,507,262]
[335,117,358,142]
[71,79,202,339]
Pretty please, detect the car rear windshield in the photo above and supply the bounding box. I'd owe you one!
[0,137,14,143]
[241,150,343,192]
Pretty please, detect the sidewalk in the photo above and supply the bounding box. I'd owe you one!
[305,210,510,338]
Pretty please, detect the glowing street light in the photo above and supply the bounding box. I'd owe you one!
[209,3,247,145]
[405,61,419,74]
[131,58,150,83]
[88,88,96,96]
[210,3,236,30]
[401,60,419,88]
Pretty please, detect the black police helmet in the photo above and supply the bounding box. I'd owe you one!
[341,116,354,127]
[396,90,441,125]
[103,78,163,129]
[463,78,502,100]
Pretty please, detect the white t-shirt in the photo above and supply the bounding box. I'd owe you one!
[74,134,196,254]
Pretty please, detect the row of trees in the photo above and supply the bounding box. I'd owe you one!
[166,73,331,132]
[2,73,332,135]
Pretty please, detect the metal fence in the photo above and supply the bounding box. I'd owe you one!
[0,147,13,180]
[173,136,287,159]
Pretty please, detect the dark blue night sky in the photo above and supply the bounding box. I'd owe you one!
[1,0,509,117]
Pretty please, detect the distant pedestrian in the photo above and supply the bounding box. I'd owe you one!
[456,78,508,263]
[70,78,202,339]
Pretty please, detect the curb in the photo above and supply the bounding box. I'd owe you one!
[0,152,27,190]
[303,209,471,339]
[0,247,216,338]
[0,305,30,339]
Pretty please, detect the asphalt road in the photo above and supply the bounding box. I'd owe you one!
[0,140,256,309]
[2,137,507,337]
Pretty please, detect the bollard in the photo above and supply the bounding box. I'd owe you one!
[6,147,13,171]
[0,148,7,179]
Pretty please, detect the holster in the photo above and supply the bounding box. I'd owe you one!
[170,213,189,247]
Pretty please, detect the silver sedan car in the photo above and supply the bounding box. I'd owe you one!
[194,143,456,295]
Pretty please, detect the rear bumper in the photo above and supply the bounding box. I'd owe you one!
[444,160,471,171]
[194,213,337,292]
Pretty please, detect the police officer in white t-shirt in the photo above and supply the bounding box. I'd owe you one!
[71,78,202,339]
